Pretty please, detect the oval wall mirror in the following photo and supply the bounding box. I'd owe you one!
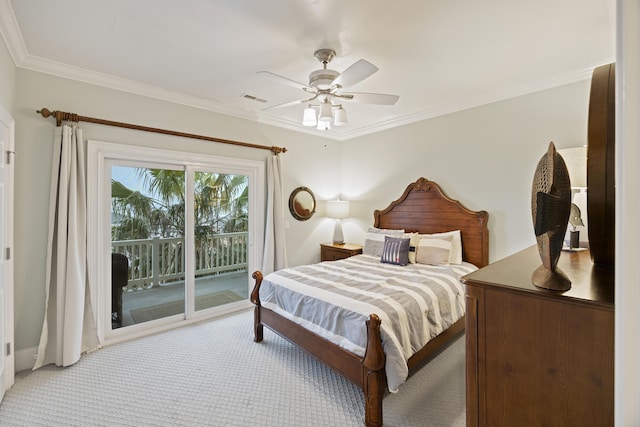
[289,187,316,221]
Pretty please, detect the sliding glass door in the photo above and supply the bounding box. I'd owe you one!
[191,171,248,314]
[87,141,263,340]
[110,165,187,328]
[109,165,251,329]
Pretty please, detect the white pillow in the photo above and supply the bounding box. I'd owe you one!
[363,227,405,257]
[415,234,454,266]
[404,232,419,264]
[406,230,462,264]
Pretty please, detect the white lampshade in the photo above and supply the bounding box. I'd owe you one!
[327,200,350,244]
[317,120,330,131]
[326,200,350,219]
[302,107,317,126]
[334,106,348,126]
[318,102,333,122]
[559,146,587,188]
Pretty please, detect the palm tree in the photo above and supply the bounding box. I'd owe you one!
[111,179,157,239]
[195,172,249,235]
[141,169,185,238]
[223,179,249,233]
[111,167,248,277]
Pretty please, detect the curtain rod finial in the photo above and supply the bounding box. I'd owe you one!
[37,108,53,118]
[271,146,287,155]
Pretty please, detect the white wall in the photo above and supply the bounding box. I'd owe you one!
[0,29,15,111]
[339,80,590,262]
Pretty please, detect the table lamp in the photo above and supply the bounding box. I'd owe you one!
[326,200,350,244]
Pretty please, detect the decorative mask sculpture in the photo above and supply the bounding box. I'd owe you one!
[569,203,585,230]
[531,142,572,291]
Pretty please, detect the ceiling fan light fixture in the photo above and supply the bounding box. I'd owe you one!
[309,69,340,90]
[318,102,333,122]
[263,48,396,131]
[334,105,348,126]
[302,106,317,126]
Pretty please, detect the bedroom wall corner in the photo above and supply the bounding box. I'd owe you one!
[0,29,16,113]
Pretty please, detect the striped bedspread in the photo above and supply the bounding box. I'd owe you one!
[259,254,477,392]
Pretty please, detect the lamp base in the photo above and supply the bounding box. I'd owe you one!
[569,230,580,249]
[332,221,344,245]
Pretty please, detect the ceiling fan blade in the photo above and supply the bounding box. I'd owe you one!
[257,71,309,91]
[331,59,378,88]
[263,94,319,111]
[338,92,399,105]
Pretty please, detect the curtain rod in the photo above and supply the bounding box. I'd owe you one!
[36,107,287,155]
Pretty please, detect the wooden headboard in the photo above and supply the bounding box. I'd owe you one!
[373,177,489,267]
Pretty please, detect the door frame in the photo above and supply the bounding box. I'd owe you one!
[0,104,15,400]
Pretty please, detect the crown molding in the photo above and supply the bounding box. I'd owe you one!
[0,0,26,64]
[15,53,603,142]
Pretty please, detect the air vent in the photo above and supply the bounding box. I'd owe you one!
[241,94,267,103]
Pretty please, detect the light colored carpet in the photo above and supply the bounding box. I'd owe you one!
[130,290,244,323]
[0,310,465,426]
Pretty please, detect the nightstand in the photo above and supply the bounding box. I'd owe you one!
[320,243,363,261]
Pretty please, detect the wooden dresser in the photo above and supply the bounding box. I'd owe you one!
[462,246,614,427]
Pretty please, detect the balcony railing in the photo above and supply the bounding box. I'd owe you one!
[112,232,248,292]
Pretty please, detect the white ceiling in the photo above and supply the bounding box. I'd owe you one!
[1,0,615,140]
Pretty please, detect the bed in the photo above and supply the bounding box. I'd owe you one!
[250,177,489,427]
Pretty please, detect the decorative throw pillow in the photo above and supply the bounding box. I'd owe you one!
[415,234,454,266]
[404,232,419,263]
[380,236,410,266]
[363,227,405,257]
[411,230,462,264]
[429,230,462,264]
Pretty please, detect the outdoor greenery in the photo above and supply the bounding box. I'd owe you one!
[111,168,250,283]
[111,168,249,241]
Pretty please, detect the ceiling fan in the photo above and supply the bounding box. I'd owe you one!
[258,49,399,113]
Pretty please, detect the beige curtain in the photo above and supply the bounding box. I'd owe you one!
[261,154,287,274]
[34,125,98,369]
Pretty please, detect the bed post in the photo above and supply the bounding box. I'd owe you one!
[362,314,386,427]
[250,271,264,342]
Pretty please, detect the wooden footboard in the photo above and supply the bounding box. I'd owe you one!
[251,271,386,427]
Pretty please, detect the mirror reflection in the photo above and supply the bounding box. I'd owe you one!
[558,146,586,188]
[289,187,316,221]
[558,146,588,247]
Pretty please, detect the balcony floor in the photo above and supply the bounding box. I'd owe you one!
[117,271,249,328]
